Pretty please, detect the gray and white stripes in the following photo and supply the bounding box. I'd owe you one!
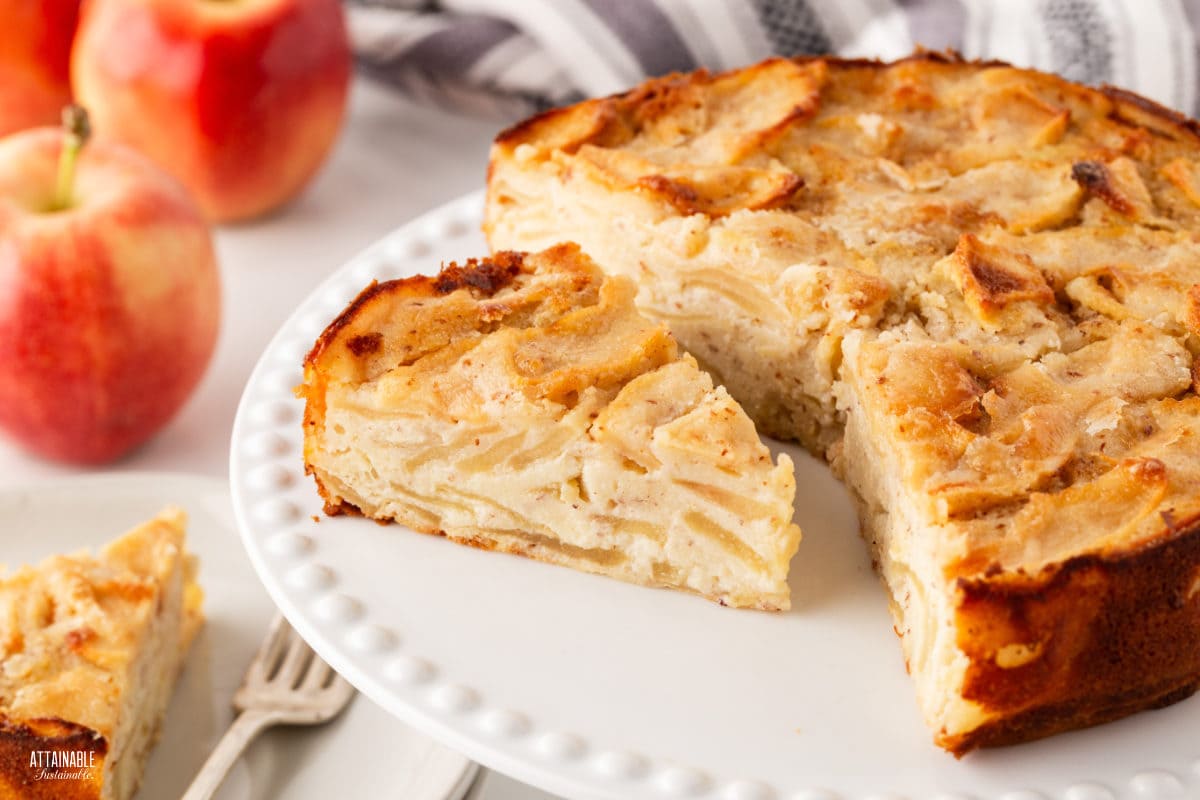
[346,0,1200,118]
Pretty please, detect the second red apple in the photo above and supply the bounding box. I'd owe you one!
[71,0,351,222]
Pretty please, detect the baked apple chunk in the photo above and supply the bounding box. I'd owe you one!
[301,244,801,610]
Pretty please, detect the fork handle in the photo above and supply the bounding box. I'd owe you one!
[181,709,279,800]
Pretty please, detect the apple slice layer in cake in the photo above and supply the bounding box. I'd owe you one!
[301,243,802,610]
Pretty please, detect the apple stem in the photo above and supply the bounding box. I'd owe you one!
[53,105,92,212]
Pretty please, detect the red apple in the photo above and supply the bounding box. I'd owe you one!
[0,0,80,136]
[0,111,220,464]
[71,0,351,223]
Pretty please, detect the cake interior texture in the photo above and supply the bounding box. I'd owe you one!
[302,244,801,610]
[0,508,202,800]
[486,54,1200,752]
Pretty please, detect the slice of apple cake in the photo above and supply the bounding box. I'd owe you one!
[301,243,801,610]
[485,54,1200,752]
[0,508,203,799]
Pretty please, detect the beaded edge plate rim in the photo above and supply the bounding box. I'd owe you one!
[229,190,1200,800]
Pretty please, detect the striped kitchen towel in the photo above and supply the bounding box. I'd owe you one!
[346,0,1200,119]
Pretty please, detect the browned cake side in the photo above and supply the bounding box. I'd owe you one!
[303,250,531,519]
[947,519,1200,751]
[0,717,105,800]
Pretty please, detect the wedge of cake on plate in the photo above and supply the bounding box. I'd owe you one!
[485,54,1200,752]
[301,243,801,610]
[0,508,203,799]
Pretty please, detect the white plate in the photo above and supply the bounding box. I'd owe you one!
[0,473,477,800]
[230,191,1200,800]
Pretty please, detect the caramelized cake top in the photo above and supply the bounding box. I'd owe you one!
[488,53,1200,572]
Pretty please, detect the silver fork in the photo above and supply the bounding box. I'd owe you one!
[181,614,356,800]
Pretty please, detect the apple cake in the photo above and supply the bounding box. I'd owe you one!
[486,54,1200,753]
[301,243,801,610]
[0,509,203,799]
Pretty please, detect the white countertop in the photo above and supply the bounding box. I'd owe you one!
[0,76,558,800]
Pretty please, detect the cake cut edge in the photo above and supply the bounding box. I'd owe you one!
[301,246,802,610]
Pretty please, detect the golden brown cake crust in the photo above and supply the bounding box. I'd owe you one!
[486,51,1200,752]
[493,51,1200,155]
[0,717,106,800]
[302,249,551,518]
[947,511,1200,754]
